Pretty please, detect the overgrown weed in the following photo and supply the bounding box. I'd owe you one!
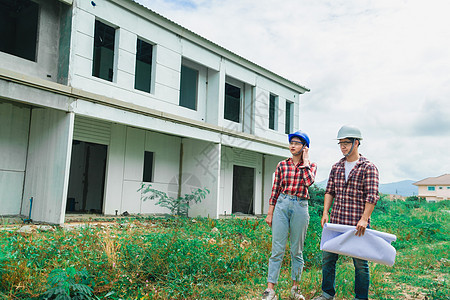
[0,198,448,299]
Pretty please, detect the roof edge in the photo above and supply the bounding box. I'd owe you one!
[110,0,310,93]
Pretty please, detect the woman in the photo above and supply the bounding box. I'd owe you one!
[262,130,317,300]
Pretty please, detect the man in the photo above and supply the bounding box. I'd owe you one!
[263,130,317,300]
[313,125,379,300]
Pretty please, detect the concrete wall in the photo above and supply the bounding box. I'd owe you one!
[22,109,74,224]
[0,101,30,215]
[0,0,62,82]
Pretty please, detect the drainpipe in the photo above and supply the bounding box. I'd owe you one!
[177,140,184,199]
[261,154,266,215]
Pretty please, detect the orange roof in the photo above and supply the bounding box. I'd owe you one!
[413,174,450,186]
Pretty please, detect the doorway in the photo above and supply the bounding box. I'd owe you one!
[67,140,107,213]
[232,165,255,214]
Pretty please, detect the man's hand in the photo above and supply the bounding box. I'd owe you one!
[356,218,368,236]
[265,214,273,227]
[356,202,375,236]
[320,212,329,228]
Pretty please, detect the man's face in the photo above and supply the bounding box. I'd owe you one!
[338,138,354,156]
[289,137,304,155]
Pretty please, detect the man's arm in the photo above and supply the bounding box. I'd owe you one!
[321,193,334,227]
[355,202,375,236]
[357,163,379,236]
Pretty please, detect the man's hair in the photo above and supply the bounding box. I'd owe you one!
[347,138,361,146]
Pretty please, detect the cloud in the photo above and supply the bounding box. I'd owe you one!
[137,0,450,183]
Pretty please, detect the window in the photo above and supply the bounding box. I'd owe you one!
[269,93,278,130]
[0,0,39,61]
[92,20,115,81]
[285,101,293,134]
[135,39,153,93]
[179,65,198,110]
[143,151,154,182]
[224,82,241,123]
[427,186,435,191]
[439,186,443,189]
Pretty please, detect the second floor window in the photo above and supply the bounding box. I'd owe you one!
[0,0,39,61]
[269,93,278,130]
[179,65,198,110]
[224,82,241,123]
[92,20,116,82]
[285,101,293,134]
[427,186,435,191]
[135,39,153,93]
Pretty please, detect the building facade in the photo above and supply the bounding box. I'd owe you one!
[0,0,309,224]
[414,174,450,202]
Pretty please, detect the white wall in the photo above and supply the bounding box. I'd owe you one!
[103,123,126,215]
[69,0,302,145]
[181,139,220,218]
[219,146,264,215]
[110,126,182,214]
[0,101,30,215]
[121,127,145,213]
[140,131,182,214]
[22,109,74,224]
[262,155,284,214]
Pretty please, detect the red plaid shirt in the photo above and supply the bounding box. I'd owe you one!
[269,158,317,206]
[325,155,379,226]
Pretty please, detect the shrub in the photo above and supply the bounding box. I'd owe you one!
[138,184,210,217]
[42,267,94,300]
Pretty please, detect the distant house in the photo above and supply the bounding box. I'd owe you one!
[413,174,450,202]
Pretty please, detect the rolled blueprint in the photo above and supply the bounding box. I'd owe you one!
[320,223,397,266]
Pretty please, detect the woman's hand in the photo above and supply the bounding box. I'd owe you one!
[302,146,310,165]
[265,213,273,227]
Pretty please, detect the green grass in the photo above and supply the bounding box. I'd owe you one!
[0,197,448,299]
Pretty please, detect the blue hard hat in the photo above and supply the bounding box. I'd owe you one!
[288,130,310,147]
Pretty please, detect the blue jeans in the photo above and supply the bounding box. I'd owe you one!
[321,251,370,300]
[267,194,309,284]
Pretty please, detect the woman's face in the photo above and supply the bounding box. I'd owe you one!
[289,137,304,156]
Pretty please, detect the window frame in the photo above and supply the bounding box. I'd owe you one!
[134,38,154,93]
[224,77,244,123]
[269,93,278,130]
[285,100,293,134]
[179,60,200,110]
[92,19,117,82]
[0,0,39,62]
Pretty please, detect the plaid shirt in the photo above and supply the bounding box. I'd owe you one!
[325,155,379,226]
[269,158,317,206]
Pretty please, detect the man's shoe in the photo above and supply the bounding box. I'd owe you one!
[312,295,334,300]
[290,286,305,300]
[262,288,277,300]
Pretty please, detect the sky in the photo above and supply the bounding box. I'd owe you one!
[137,0,450,183]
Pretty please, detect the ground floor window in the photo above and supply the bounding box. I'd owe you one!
[143,151,154,182]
